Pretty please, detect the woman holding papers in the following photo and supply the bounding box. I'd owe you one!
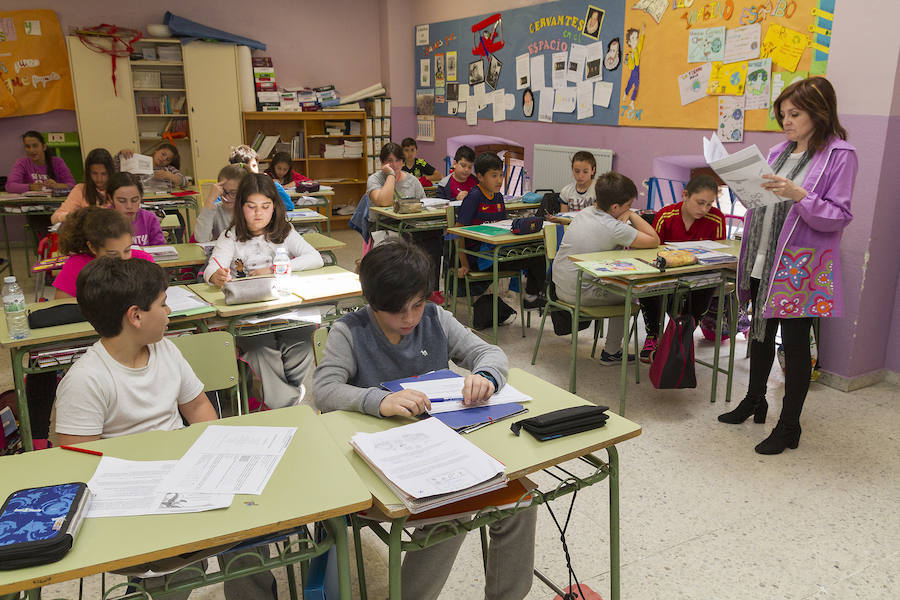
[720,77,857,455]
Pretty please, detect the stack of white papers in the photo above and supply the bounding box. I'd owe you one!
[703,135,788,210]
[350,418,507,513]
[166,286,210,316]
[140,245,179,260]
[421,198,449,209]
[280,271,361,300]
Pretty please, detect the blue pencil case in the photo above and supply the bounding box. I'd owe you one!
[0,482,92,570]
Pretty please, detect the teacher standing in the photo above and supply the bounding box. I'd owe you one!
[718,77,857,455]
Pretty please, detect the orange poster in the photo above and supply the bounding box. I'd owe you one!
[0,10,75,118]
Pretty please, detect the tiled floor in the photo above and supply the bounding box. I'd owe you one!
[4,230,898,599]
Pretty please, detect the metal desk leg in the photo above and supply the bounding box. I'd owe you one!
[2,214,14,278]
[608,445,621,600]
[571,271,584,393]
[323,516,353,600]
[725,290,737,403]
[387,517,408,600]
[491,246,500,345]
[710,280,726,403]
[619,286,633,416]
[11,348,32,451]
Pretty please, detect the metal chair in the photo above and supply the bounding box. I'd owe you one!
[171,331,243,416]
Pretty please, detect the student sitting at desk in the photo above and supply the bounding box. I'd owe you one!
[559,150,598,212]
[205,173,323,409]
[195,164,248,243]
[264,151,311,187]
[401,137,443,184]
[54,257,277,600]
[229,144,294,210]
[435,145,477,201]
[117,144,186,193]
[6,130,75,193]
[108,172,166,247]
[552,171,660,365]
[313,239,536,600]
[52,148,116,224]
[639,174,726,362]
[455,152,547,309]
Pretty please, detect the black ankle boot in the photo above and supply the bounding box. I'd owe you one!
[717,395,768,424]
[754,422,801,455]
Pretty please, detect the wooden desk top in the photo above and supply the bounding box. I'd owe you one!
[320,368,642,518]
[288,189,335,198]
[287,212,328,225]
[570,240,741,281]
[302,232,347,252]
[0,407,372,595]
[369,206,448,221]
[150,244,209,268]
[187,266,362,318]
[446,225,544,245]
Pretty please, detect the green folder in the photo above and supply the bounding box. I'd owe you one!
[462,225,509,236]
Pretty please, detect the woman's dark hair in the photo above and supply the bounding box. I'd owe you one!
[265,152,295,185]
[83,148,116,207]
[594,171,637,211]
[229,173,291,243]
[774,76,847,152]
[379,142,403,163]
[23,131,56,182]
[359,239,433,312]
[155,142,180,169]
[107,172,144,200]
[59,206,132,256]
[685,174,719,197]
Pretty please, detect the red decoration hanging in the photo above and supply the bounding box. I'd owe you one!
[76,24,143,96]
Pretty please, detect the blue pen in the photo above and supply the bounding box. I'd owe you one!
[431,397,465,403]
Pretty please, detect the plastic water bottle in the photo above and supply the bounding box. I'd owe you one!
[3,276,29,340]
[273,247,292,293]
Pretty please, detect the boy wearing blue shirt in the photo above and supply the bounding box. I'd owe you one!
[455,152,546,308]
[313,239,536,600]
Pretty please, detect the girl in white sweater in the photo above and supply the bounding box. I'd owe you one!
[205,173,324,408]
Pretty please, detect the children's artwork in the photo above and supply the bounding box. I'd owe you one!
[515,53,530,90]
[446,51,458,81]
[486,54,502,90]
[567,44,586,83]
[766,70,807,130]
[552,51,567,89]
[447,100,459,115]
[434,54,445,87]
[468,59,484,85]
[593,81,614,107]
[473,82,488,109]
[688,26,726,63]
[553,87,576,113]
[446,82,459,101]
[576,81,593,120]
[761,24,810,72]
[435,87,445,104]
[492,91,506,122]
[522,88,535,117]
[415,89,434,116]
[529,54,546,90]
[457,83,469,103]
[631,0,667,24]
[579,258,662,277]
[718,96,745,143]
[538,89,554,123]
[623,24,645,104]
[744,58,771,110]
[582,6,604,40]
[678,63,711,106]
[465,101,478,125]
[723,23,761,64]
[585,41,604,82]
[415,24,429,46]
[707,61,748,96]
[419,59,431,87]
[605,38,620,71]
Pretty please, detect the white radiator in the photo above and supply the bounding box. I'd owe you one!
[532,144,615,192]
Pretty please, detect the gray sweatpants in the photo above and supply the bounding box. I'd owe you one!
[557,285,625,354]
[400,507,537,600]
[239,326,315,409]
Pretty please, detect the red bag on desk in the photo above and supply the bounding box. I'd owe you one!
[649,313,697,389]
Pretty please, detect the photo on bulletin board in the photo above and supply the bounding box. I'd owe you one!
[486,55,502,90]
[447,51,458,81]
[582,6,604,40]
[522,88,535,118]
[605,38,620,71]
[468,59,485,85]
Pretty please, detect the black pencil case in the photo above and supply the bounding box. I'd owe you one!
[27,303,86,329]
[510,405,609,441]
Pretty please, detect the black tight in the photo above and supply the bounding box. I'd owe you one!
[747,278,813,426]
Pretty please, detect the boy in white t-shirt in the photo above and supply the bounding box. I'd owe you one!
[54,257,276,600]
[559,151,598,212]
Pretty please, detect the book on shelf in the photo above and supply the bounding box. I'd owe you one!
[291,134,304,159]
[257,135,280,160]
[250,131,265,151]
[139,96,161,114]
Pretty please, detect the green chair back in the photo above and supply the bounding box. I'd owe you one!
[171,331,240,394]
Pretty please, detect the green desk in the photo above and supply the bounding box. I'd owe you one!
[447,225,545,343]
[302,232,346,265]
[0,300,216,452]
[287,211,329,234]
[0,407,372,600]
[570,240,741,414]
[288,189,334,234]
[142,191,200,241]
[0,193,64,278]
[320,368,642,600]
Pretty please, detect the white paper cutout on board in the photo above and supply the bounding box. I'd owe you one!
[553,87,576,113]
[718,96,745,143]
[416,24,429,46]
[585,41,605,82]
[567,44,587,83]
[515,53,530,90]
[678,63,712,106]
[552,51,568,89]
[538,89,554,122]
[530,55,546,90]
[466,101,478,125]
[723,23,761,64]
[419,59,430,87]
[492,91,506,122]
[688,27,726,63]
[576,81,593,119]
[593,81,614,107]
[744,57,772,110]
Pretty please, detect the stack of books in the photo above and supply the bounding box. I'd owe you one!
[253,57,278,111]
[342,140,363,158]
[140,245,178,261]
[322,143,344,158]
[315,85,340,107]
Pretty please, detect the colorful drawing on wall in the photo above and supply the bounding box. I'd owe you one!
[582,6,604,40]
[722,23,761,64]
[744,58,771,110]
[718,96,745,142]
[446,51,458,81]
[468,59,484,85]
[605,38,621,71]
[486,54,502,90]
[760,23,810,72]
[631,0,668,24]
[435,53,445,87]
[707,61,748,96]
[471,13,504,56]
[767,70,807,130]
[622,24,645,107]
[687,26,725,63]
[0,10,75,118]
[678,63,711,106]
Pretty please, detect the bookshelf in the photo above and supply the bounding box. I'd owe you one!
[242,111,368,230]
[364,97,392,176]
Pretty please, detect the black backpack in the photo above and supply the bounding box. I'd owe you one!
[472,294,516,330]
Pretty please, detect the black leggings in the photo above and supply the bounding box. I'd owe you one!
[747,278,813,426]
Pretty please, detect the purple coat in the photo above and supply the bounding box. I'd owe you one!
[738,136,857,319]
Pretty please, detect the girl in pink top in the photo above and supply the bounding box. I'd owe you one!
[6,131,75,193]
[108,172,165,246]
[52,148,115,225]
[53,207,154,299]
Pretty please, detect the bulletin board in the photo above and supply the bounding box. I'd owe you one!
[0,10,75,119]
[620,0,834,133]
[413,0,627,127]
[413,1,834,137]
